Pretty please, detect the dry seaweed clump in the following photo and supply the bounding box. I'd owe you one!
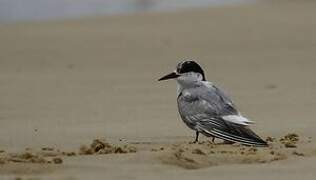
[8,152,47,163]
[79,139,137,155]
[0,157,5,164]
[266,136,275,142]
[159,132,315,169]
[166,148,204,169]
[0,151,63,164]
[280,133,299,148]
[52,157,63,164]
[192,148,206,155]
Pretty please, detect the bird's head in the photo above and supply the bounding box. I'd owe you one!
[158,60,206,83]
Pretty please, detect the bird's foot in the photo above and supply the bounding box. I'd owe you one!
[206,137,216,144]
[189,140,199,144]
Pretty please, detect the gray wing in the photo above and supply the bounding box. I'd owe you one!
[178,83,237,117]
[177,83,267,146]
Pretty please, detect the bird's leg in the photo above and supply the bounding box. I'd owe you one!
[193,131,199,143]
[211,136,215,143]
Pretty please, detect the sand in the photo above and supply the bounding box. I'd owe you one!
[1,0,316,179]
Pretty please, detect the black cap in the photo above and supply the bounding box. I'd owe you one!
[176,60,206,81]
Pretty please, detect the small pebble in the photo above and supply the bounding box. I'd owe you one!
[53,157,63,164]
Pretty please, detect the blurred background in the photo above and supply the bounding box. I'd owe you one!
[1,0,316,179]
[0,0,316,150]
[0,0,252,23]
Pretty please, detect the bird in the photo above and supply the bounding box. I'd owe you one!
[158,60,267,147]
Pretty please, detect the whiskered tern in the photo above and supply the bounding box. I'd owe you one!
[158,60,267,147]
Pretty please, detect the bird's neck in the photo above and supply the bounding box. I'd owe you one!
[176,79,202,97]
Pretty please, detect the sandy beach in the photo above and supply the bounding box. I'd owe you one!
[1,0,316,179]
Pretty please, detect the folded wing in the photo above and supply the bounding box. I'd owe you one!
[177,82,267,147]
